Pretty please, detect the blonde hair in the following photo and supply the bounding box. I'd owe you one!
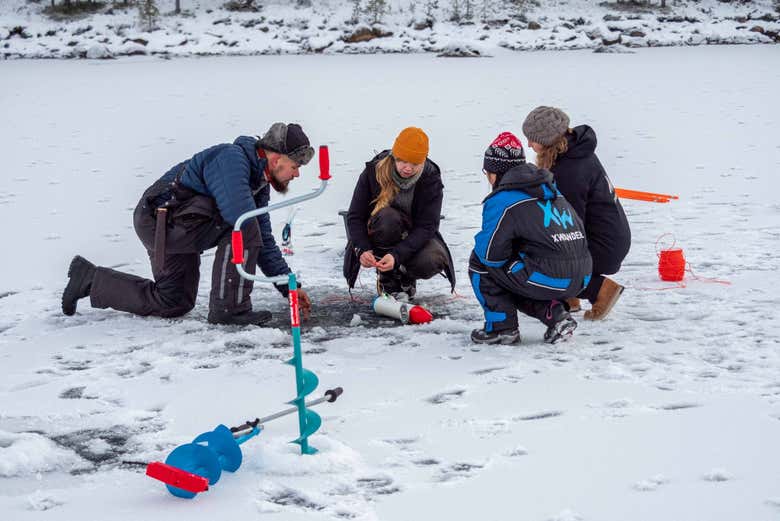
[534,131,570,170]
[371,155,399,216]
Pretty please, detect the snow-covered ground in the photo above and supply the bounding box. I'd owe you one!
[1,0,779,59]
[1,45,780,520]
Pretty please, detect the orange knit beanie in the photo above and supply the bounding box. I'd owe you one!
[391,127,429,165]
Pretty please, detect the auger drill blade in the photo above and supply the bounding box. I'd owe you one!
[163,443,222,498]
[192,424,243,473]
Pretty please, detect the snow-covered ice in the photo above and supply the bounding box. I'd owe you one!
[1,45,780,520]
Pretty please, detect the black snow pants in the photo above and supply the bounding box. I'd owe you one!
[89,178,261,318]
[368,207,453,291]
[468,252,588,333]
[579,235,630,303]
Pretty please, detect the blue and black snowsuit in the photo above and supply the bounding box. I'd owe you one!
[89,136,291,319]
[469,163,592,333]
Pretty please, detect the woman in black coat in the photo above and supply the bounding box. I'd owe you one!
[523,106,631,320]
[344,127,455,299]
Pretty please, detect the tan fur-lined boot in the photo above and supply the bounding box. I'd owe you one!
[566,298,582,313]
[584,278,624,321]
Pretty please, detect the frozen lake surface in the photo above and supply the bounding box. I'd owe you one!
[1,46,779,520]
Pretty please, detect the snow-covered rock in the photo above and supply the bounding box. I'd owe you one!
[85,44,111,59]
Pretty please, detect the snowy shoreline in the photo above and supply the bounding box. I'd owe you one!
[1,0,779,60]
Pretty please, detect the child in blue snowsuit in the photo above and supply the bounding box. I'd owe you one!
[469,132,592,344]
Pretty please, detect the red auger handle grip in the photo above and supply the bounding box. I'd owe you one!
[146,461,209,493]
[325,387,343,402]
[319,145,331,181]
[231,231,244,264]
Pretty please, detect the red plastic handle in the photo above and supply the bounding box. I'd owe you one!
[146,462,209,493]
[318,145,331,181]
[289,289,300,328]
[231,231,244,264]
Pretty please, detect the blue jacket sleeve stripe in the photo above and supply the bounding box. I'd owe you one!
[527,271,571,290]
[470,272,507,333]
[474,191,532,266]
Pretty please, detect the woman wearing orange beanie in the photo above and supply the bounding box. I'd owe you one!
[344,127,455,299]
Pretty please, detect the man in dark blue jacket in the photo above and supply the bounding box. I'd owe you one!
[470,132,592,344]
[62,123,313,326]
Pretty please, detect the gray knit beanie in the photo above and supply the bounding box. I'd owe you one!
[522,106,570,147]
[258,122,314,166]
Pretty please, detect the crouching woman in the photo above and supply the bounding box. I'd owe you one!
[469,132,592,345]
[344,127,455,299]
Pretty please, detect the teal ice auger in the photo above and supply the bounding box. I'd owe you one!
[146,145,339,498]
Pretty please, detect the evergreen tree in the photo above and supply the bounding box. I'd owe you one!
[349,0,362,24]
[464,0,473,21]
[480,0,493,22]
[451,0,461,23]
[424,0,439,21]
[138,0,159,32]
[365,0,387,25]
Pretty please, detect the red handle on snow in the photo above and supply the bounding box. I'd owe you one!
[231,231,244,264]
[318,145,331,181]
[146,462,209,494]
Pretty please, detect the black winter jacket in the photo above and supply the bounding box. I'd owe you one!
[472,163,592,291]
[347,150,444,265]
[344,150,455,291]
[551,126,631,261]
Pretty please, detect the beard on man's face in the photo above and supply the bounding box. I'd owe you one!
[268,170,290,194]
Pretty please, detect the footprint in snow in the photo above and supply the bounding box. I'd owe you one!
[381,437,419,446]
[655,402,701,411]
[514,410,563,421]
[259,486,325,513]
[765,498,780,510]
[356,475,401,496]
[632,474,669,492]
[702,468,732,482]
[59,386,87,399]
[435,461,485,482]
[26,491,64,512]
[412,458,440,466]
[470,366,506,375]
[504,446,529,457]
[426,388,466,404]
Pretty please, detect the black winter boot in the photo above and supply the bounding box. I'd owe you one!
[62,256,96,316]
[207,309,273,326]
[471,328,521,345]
[543,301,577,344]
